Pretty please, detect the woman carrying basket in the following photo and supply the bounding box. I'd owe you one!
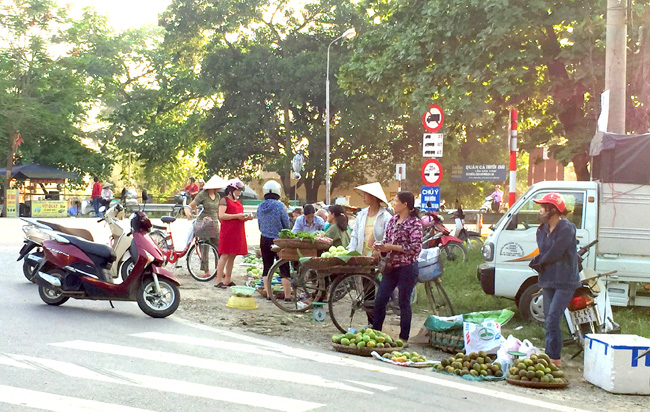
[372,192,423,344]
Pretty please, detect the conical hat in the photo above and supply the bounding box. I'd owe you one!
[203,175,228,190]
[354,182,389,206]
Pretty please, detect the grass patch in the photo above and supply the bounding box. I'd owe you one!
[412,247,650,346]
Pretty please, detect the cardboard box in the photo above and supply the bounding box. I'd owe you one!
[584,334,650,394]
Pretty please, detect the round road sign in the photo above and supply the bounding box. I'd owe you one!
[421,159,443,186]
[422,104,444,133]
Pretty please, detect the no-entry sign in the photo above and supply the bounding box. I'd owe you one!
[421,159,443,186]
[422,104,444,133]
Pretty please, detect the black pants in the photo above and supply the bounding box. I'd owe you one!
[260,236,289,278]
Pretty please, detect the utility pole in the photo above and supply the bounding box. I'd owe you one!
[606,0,627,134]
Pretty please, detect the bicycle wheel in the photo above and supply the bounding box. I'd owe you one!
[187,242,219,281]
[441,242,468,263]
[329,272,380,334]
[268,260,325,313]
[424,278,454,316]
[149,230,169,252]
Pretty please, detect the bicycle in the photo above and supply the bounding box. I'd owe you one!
[170,191,191,218]
[149,207,219,282]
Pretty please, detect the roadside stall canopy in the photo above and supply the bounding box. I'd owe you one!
[0,163,78,183]
[590,132,650,184]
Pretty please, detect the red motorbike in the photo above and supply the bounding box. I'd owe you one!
[421,211,468,262]
[31,211,180,318]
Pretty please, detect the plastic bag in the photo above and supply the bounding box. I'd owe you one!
[519,339,541,357]
[193,219,218,238]
[463,320,502,355]
[495,335,522,376]
[424,314,464,331]
[463,309,515,327]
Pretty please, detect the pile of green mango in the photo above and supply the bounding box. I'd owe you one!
[332,328,404,349]
[381,351,427,363]
[508,354,567,384]
[437,351,503,378]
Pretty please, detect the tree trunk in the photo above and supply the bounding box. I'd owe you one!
[304,178,320,203]
[572,151,591,181]
[3,133,18,217]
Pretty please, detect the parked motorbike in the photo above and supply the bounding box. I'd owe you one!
[449,205,483,249]
[31,211,180,318]
[421,211,468,262]
[564,239,619,346]
[18,218,94,282]
[98,203,136,281]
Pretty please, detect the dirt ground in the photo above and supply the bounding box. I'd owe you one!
[173,256,649,412]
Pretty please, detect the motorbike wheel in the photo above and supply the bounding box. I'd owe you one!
[187,242,219,281]
[441,242,468,263]
[119,257,135,281]
[38,285,69,306]
[575,321,596,346]
[136,277,180,318]
[465,236,484,250]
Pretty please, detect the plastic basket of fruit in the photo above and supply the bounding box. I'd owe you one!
[230,286,256,297]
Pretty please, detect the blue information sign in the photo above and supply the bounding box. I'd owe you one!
[420,186,441,212]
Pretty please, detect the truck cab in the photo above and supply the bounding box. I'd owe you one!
[477,181,598,321]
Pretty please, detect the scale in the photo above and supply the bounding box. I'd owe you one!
[312,302,326,322]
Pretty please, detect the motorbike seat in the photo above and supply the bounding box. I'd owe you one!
[161,216,176,224]
[38,220,94,241]
[61,234,116,262]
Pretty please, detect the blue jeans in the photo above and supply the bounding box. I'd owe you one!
[92,197,101,217]
[372,262,419,341]
[542,287,575,360]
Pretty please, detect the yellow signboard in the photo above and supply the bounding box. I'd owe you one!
[6,190,19,217]
[31,200,67,218]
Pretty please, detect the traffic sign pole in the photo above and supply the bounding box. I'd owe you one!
[509,109,518,208]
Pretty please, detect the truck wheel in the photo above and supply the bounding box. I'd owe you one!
[518,283,544,323]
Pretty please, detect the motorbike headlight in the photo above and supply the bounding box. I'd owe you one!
[482,242,494,261]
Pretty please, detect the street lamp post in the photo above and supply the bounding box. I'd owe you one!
[326,28,356,205]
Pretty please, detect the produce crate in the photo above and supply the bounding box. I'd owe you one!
[278,247,318,261]
[430,329,465,353]
[273,238,331,250]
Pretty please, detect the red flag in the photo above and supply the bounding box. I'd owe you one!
[12,133,23,150]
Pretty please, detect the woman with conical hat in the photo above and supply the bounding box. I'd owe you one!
[347,182,392,256]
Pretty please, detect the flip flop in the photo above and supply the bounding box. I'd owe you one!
[214,282,224,289]
[227,282,236,287]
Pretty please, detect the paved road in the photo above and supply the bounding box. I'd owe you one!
[0,218,594,412]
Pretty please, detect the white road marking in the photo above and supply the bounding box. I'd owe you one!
[0,353,37,370]
[0,384,155,412]
[130,331,291,359]
[50,340,371,394]
[174,318,595,412]
[0,355,323,412]
[344,379,395,392]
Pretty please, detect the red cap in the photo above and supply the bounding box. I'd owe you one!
[533,193,566,213]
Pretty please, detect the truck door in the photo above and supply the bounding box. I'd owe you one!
[494,190,590,298]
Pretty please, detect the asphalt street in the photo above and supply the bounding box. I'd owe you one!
[0,217,596,412]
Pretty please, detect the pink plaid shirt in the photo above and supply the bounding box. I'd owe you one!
[385,214,423,267]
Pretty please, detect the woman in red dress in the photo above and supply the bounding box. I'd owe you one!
[215,178,253,289]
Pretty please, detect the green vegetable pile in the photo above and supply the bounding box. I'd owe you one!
[278,229,295,239]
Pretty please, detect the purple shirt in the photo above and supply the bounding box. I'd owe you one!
[491,189,503,203]
[384,215,423,267]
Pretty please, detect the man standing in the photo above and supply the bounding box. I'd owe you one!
[91,176,102,217]
[185,177,200,198]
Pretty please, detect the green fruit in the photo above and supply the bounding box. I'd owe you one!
[367,341,376,348]
[363,335,371,343]
[368,332,377,340]
[521,376,529,382]
[344,332,354,340]
[476,357,485,365]
[377,343,385,348]
[527,371,536,379]
[518,369,527,378]
[340,338,350,346]
[436,364,444,371]
[509,367,518,375]
[510,374,521,380]
[382,353,392,359]
[480,370,488,376]
[541,375,551,383]
[494,370,503,377]
[357,341,366,348]
[396,339,404,347]
[478,351,487,358]
[535,370,545,379]
[551,370,564,378]
[524,359,534,367]
[349,343,356,347]
[532,377,540,383]
[332,335,342,343]
[442,359,450,367]
[517,362,526,370]
[469,352,479,360]
[455,352,465,358]
[470,369,479,376]
[473,363,482,372]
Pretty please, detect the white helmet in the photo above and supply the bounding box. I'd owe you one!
[262,180,282,197]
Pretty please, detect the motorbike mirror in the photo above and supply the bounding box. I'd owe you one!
[142,189,148,202]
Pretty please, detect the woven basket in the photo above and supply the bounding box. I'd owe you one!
[506,378,568,389]
[301,256,376,270]
[273,238,331,250]
[331,343,395,357]
[278,248,318,261]
[430,329,465,353]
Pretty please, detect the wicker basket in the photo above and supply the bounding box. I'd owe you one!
[506,377,568,389]
[430,329,465,353]
[278,247,318,261]
[273,238,331,250]
[301,256,376,270]
[331,343,395,357]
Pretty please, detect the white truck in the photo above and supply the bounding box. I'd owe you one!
[478,180,650,321]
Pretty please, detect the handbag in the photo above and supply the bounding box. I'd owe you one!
[193,219,218,238]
